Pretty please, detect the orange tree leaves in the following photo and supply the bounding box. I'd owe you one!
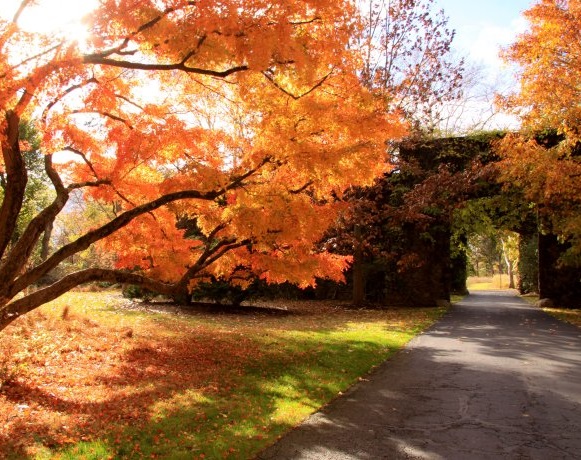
[499,0,581,259]
[501,0,581,139]
[0,0,405,330]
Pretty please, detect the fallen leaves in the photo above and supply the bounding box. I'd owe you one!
[0,290,444,458]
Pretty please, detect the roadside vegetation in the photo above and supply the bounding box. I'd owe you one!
[0,290,446,459]
[542,308,581,328]
[518,293,581,329]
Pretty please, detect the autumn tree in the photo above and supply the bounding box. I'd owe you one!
[0,0,405,331]
[498,0,581,260]
[496,0,581,304]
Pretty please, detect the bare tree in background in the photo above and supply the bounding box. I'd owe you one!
[357,0,464,133]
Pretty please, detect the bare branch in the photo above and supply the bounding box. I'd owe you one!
[63,147,100,179]
[0,154,68,285]
[67,179,112,191]
[72,110,134,129]
[42,78,99,123]
[289,16,322,25]
[12,0,33,24]
[289,181,314,194]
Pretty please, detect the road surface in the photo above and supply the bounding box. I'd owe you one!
[257,291,581,459]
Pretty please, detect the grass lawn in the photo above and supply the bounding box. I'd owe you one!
[543,308,581,328]
[467,275,512,291]
[0,291,447,459]
[519,293,581,328]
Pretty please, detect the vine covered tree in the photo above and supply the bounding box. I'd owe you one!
[334,0,465,304]
[0,0,406,331]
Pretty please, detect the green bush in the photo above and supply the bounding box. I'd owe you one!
[121,284,156,301]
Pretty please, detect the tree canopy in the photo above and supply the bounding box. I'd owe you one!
[0,0,406,331]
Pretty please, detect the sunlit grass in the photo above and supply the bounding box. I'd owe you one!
[518,293,581,328]
[467,275,512,291]
[0,291,447,459]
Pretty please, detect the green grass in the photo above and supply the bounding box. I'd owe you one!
[543,307,581,328]
[519,293,581,328]
[1,292,447,459]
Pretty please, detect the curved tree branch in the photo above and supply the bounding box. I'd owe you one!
[9,155,272,296]
[262,69,334,100]
[0,268,177,332]
[12,0,33,24]
[84,55,249,78]
[0,154,68,285]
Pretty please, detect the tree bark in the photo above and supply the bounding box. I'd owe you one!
[0,111,27,259]
[40,221,53,261]
[352,225,366,305]
[0,268,177,332]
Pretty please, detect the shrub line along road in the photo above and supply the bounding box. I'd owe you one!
[257,291,581,459]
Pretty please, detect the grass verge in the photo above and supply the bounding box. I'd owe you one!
[0,291,447,459]
[542,308,581,328]
[519,293,581,328]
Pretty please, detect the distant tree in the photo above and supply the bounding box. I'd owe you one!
[499,231,519,289]
[357,0,464,132]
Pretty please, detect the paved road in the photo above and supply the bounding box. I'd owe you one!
[257,291,581,459]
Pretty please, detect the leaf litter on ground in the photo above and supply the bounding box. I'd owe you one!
[0,290,446,459]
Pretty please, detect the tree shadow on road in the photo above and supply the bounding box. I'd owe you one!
[257,291,581,460]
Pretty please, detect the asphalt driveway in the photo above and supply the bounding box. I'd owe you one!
[257,291,581,459]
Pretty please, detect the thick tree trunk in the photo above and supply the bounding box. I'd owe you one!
[0,268,178,332]
[0,111,27,260]
[171,287,192,306]
[352,225,365,305]
[538,232,581,307]
[352,255,366,306]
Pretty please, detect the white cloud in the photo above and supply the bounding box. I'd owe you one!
[469,17,528,73]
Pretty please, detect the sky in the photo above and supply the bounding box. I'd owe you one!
[436,0,533,77]
[1,0,533,78]
[1,0,535,131]
[432,0,535,131]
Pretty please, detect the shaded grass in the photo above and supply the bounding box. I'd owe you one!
[0,291,446,459]
[543,307,581,328]
[519,293,581,328]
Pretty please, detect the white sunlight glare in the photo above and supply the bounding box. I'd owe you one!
[0,0,98,41]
